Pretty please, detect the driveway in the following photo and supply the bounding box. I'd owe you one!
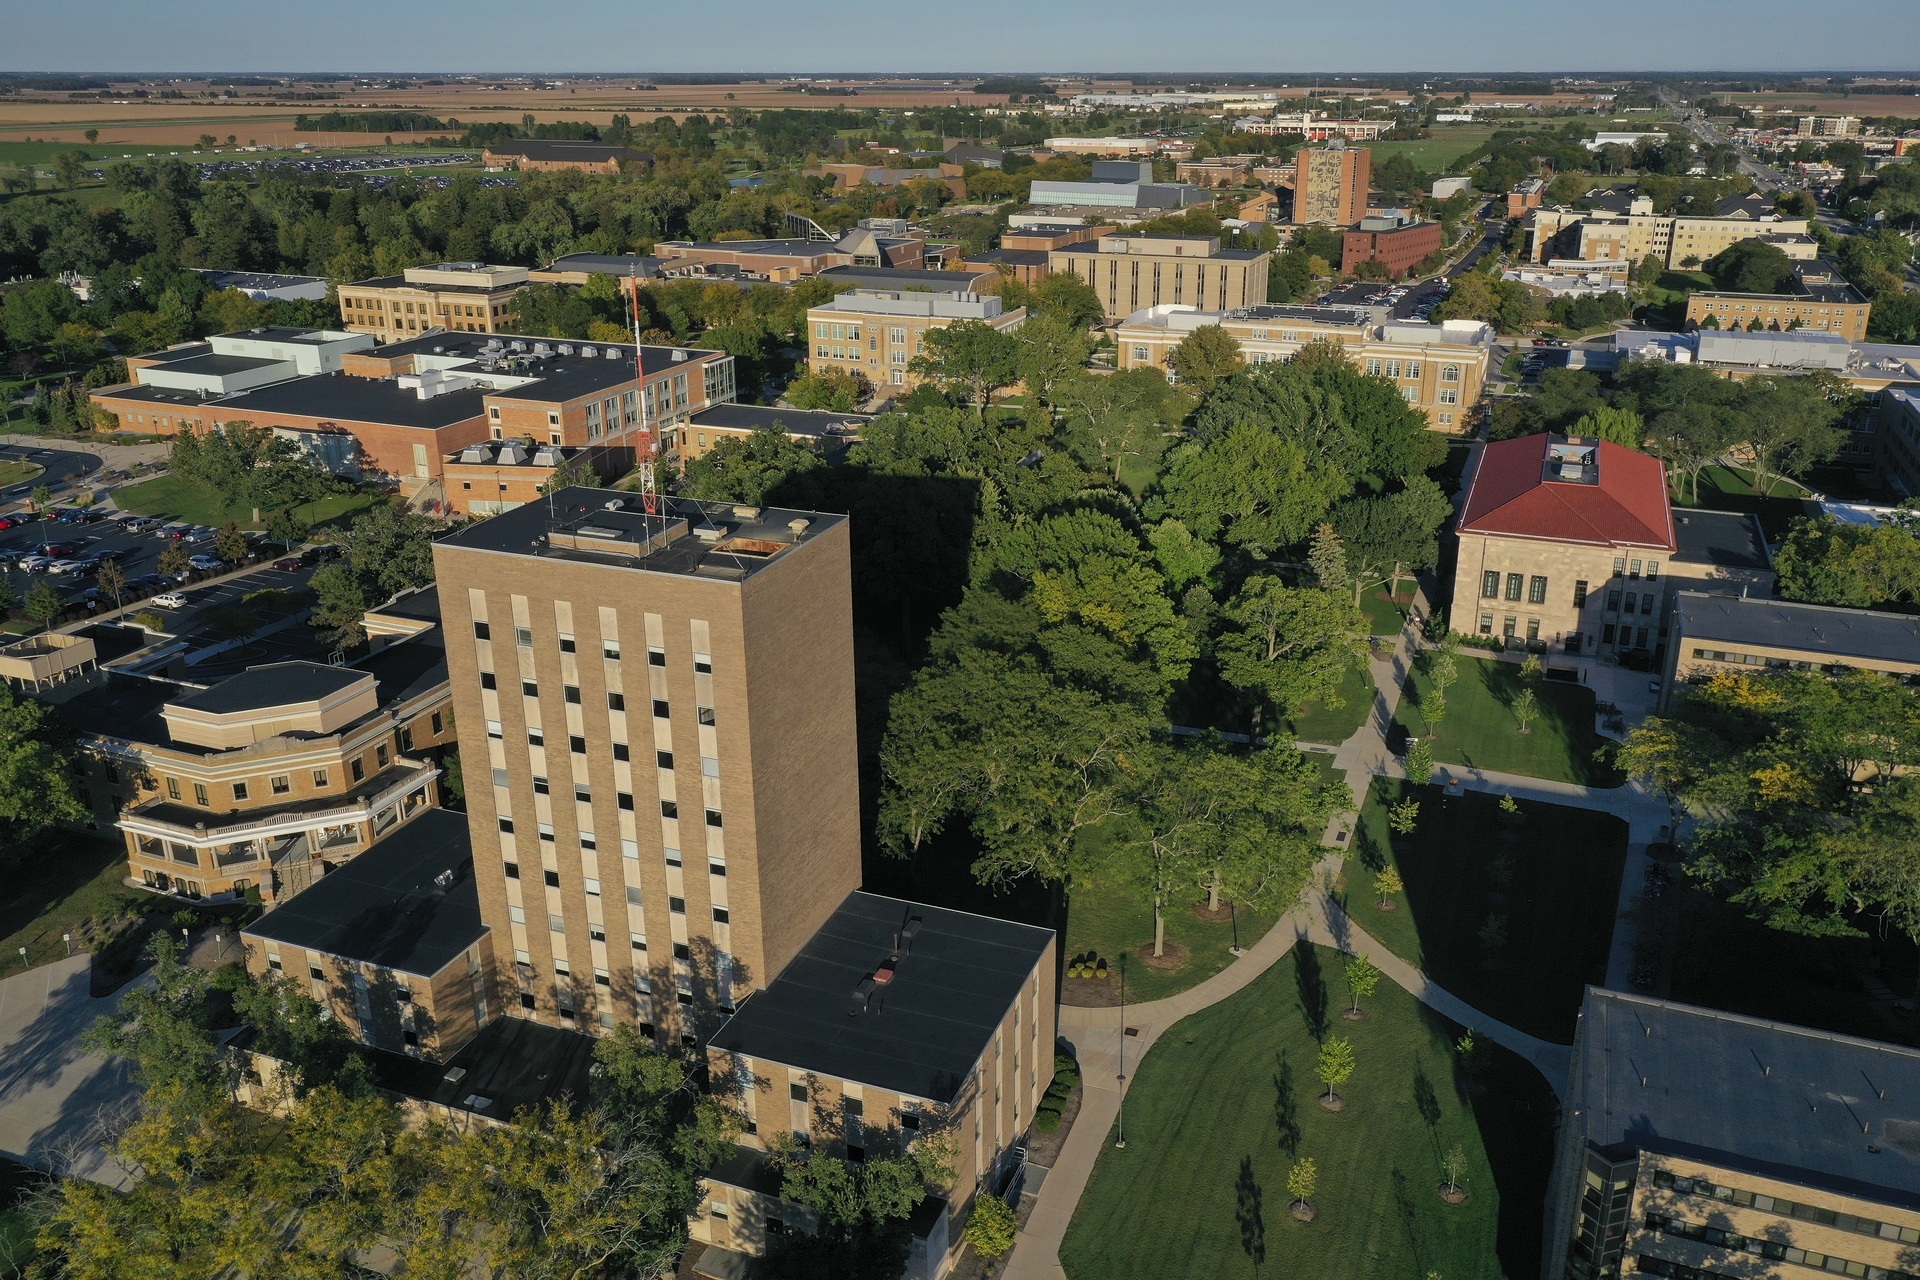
[0,953,139,1188]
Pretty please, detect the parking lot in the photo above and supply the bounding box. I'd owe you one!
[0,444,106,505]
[0,511,321,628]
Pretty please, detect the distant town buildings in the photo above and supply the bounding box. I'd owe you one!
[1797,114,1861,138]
[480,139,653,174]
[1235,113,1390,141]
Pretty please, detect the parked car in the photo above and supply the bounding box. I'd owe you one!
[155,522,188,540]
[18,555,55,573]
[187,555,224,572]
[302,544,342,565]
[33,542,76,558]
[45,558,90,576]
[273,556,303,571]
[179,527,215,545]
[151,592,188,610]
[0,516,21,531]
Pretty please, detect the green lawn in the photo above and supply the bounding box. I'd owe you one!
[1344,779,1627,1043]
[1394,653,1624,787]
[1060,944,1557,1280]
[1359,585,1416,636]
[1064,837,1286,1005]
[1364,128,1501,172]
[112,474,378,531]
[1280,661,1376,747]
[0,461,43,488]
[1675,463,1813,540]
[0,833,141,980]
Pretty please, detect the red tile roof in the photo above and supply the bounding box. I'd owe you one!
[1458,435,1675,551]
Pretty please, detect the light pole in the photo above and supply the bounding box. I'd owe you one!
[1115,951,1128,1150]
[63,933,72,957]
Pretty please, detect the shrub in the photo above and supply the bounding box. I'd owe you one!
[131,609,165,631]
[965,1193,1019,1258]
[1032,1107,1063,1133]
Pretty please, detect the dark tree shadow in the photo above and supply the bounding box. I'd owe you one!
[1412,1058,1444,1163]
[1272,1051,1301,1158]
[1235,1154,1266,1275]
[1391,1166,1426,1277]
[1295,944,1328,1041]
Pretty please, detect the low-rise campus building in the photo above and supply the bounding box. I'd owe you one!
[1450,434,1775,661]
[480,139,652,174]
[1049,235,1273,322]
[1114,304,1494,431]
[1662,591,1920,702]
[806,290,1026,391]
[53,590,452,905]
[1341,213,1444,277]
[1683,258,1873,341]
[680,403,869,462]
[1527,194,1810,267]
[339,262,531,338]
[1548,987,1920,1280]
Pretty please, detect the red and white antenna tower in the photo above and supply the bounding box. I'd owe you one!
[625,267,660,516]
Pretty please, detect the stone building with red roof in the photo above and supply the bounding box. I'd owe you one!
[1451,434,1682,661]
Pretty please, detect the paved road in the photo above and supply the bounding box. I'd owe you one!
[0,953,137,1188]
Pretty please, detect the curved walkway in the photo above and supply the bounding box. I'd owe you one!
[1004,600,1587,1280]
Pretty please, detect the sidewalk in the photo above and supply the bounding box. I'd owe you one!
[0,953,140,1189]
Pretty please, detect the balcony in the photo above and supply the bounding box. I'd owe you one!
[119,760,440,849]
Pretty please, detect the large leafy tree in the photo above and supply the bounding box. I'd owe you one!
[1328,476,1453,606]
[0,683,85,857]
[1213,579,1369,735]
[1165,323,1245,393]
[908,319,1020,416]
[680,426,825,505]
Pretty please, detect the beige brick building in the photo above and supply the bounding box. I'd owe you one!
[806,290,1026,392]
[339,262,530,338]
[1549,988,1920,1280]
[1683,258,1872,341]
[1049,235,1273,322]
[1526,194,1811,267]
[1113,303,1495,432]
[1663,591,1920,706]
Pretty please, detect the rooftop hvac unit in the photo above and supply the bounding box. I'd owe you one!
[604,347,621,359]
[671,349,687,362]
[558,344,573,356]
[533,342,551,355]
[509,340,526,352]
[579,345,595,358]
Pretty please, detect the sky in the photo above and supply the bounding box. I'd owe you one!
[3,0,1919,74]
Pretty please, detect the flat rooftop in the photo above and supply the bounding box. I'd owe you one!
[1674,591,1920,665]
[708,891,1054,1104]
[436,488,845,584]
[366,1013,598,1122]
[168,660,366,716]
[1577,987,1920,1209]
[243,809,482,978]
[689,403,868,440]
[1672,508,1771,574]
[541,253,664,277]
[816,266,989,292]
[215,371,489,429]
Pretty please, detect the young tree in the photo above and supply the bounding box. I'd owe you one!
[1287,1157,1319,1213]
[1405,738,1435,786]
[95,558,126,610]
[156,543,190,577]
[1513,687,1540,734]
[215,521,247,565]
[909,319,1020,417]
[1214,580,1369,734]
[28,484,51,513]
[1374,866,1404,911]
[1165,323,1245,393]
[1441,1143,1469,1197]
[24,580,63,626]
[1344,952,1381,1014]
[1315,1036,1356,1103]
[1389,798,1421,835]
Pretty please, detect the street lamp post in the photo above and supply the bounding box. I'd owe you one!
[1115,951,1128,1150]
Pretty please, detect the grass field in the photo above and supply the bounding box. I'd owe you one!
[1394,653,1624,787]
[1060,944,1557,1280]
[0,833,141,980]
[1344,779,1627,1043]
[1281,661,1376,747]
[1063,834,1286,1005]
[0,461,43,488]
[1365,128,1500,172]
[1360,585,1416,636]
[112,474,378,531]
[1675,463,1813,540]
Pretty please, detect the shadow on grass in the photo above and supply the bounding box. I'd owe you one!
[1273,1052,1301,1158]
[1236,1155,1266,1274]
[1295,946,1328,1041]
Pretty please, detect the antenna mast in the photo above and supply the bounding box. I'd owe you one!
[626,266,659,516]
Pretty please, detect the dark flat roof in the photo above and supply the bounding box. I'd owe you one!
[708,891,1054,1104]
[143,353,285,378]
[197,272,328,292]
[438,488,845,583]
[53,673,178,743]
[966,248,1050,267]
[1675,591,1920,665]
[484,139,652,164]
[243,809,483,978]
[817,266,988,293]
[484,344,723,405]
[1576,987,1920,1208]
[93,383,224,406]
[663,239,840,259]
[689,403,869,439]
[366,583,441,625]
[213,325,338,344]
[543,253,665,277]
[1673,508,1771,574]
[169,660,367,716]
[216,371,489,429]
[354,627,447,708]
[366,1013,598,1122]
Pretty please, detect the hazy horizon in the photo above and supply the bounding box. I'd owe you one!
[4,0,1917,77]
